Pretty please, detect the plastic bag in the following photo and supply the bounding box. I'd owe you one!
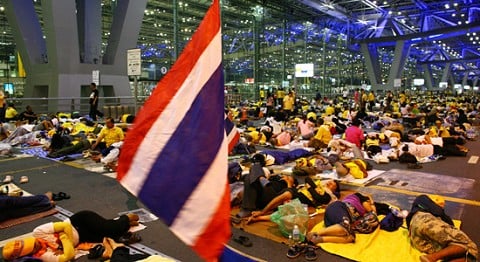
[270,199,309,242]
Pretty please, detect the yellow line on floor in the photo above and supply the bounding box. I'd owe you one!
[0,164,60,176]
[369,185,480,207]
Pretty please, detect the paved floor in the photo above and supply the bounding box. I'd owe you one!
[1,137,479,262]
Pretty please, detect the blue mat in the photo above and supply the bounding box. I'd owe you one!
[20,147,82,161]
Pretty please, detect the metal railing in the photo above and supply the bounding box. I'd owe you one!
[6,96,147,119]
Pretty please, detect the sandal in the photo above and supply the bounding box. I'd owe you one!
[58,192,71,200]
[52,192,71,201]
[117,232,142,244]
[20,176,29,184]
[233,235,252,247]
[286,244,305,259]
[87,244,105,259]
[2,175,13,183]
[304,245,317,261]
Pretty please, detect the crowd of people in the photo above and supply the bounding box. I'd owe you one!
[1,87,479,261]
[227,88,479,261]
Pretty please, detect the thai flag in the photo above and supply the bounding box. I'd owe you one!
[225,115,240,154]
[117,0,231,260]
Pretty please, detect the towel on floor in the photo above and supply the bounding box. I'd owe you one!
[311,219,461,262]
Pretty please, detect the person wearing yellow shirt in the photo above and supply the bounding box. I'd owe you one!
[325,104,335,116]
[428,120,450,138]
[91,117,124,155]
[283,91,295,117]
[277,88,285,106]
[368,91,375,111]
[5,103,18,122]
[307,118,332,149]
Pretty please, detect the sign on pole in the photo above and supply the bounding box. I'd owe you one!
[127,49,142,76]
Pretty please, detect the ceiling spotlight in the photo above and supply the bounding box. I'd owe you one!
[444,3,450,9]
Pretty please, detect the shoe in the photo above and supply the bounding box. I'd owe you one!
[19,176,29,184]
[304,245,317,261]
[117,232,142,244]
[87,244,105,259]
[2,175,13,183]
[286,244,305,259]
[233,235,252,247]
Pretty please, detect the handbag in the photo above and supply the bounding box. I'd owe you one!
[352,211,379,234]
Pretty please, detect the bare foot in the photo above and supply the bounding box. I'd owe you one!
[127,213,140,226]
[45,192,55,205]
[107,237,125,250]
[102,237,113,259]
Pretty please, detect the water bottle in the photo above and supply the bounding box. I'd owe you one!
[389,206,400,217]
[292,224,300,243]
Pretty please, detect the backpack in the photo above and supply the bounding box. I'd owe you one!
[380,212,404,232]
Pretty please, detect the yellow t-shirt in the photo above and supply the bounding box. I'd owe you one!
[5,107,17,119]
[99,126,125,147]
[325,106,335,116]
[307,112,317,121]
[313,125,332,144]
[297,179,328,205]
[283,96,294,111]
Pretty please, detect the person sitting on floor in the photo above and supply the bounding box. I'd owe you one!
[406,194,478,262]
[91,117,124,156]
[2,210,141,262]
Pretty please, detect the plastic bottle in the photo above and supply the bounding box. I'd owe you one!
[389,206,400,217]
[292,224,300,243]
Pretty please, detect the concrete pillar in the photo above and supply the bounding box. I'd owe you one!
[360,43,382,86]
[387,40,411,89]
[422,64,434,90]
[5,0,147,113]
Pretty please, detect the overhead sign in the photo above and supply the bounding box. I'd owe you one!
[393,78,401,88]
[127,48,142,76]
[295,63,314,77]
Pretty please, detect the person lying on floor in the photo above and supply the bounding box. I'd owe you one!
[246,176,340,221]
[0,191,56,222]
[409,133,468,157]
[236,153,298,218]
[245,178,340,224]
[306,192,377,244]
[2,210,141,262]
[327,139,371,179]
[406,194,478,262]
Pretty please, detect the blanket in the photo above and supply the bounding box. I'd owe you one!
[311,219,462,262]
[0,208,58,229]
